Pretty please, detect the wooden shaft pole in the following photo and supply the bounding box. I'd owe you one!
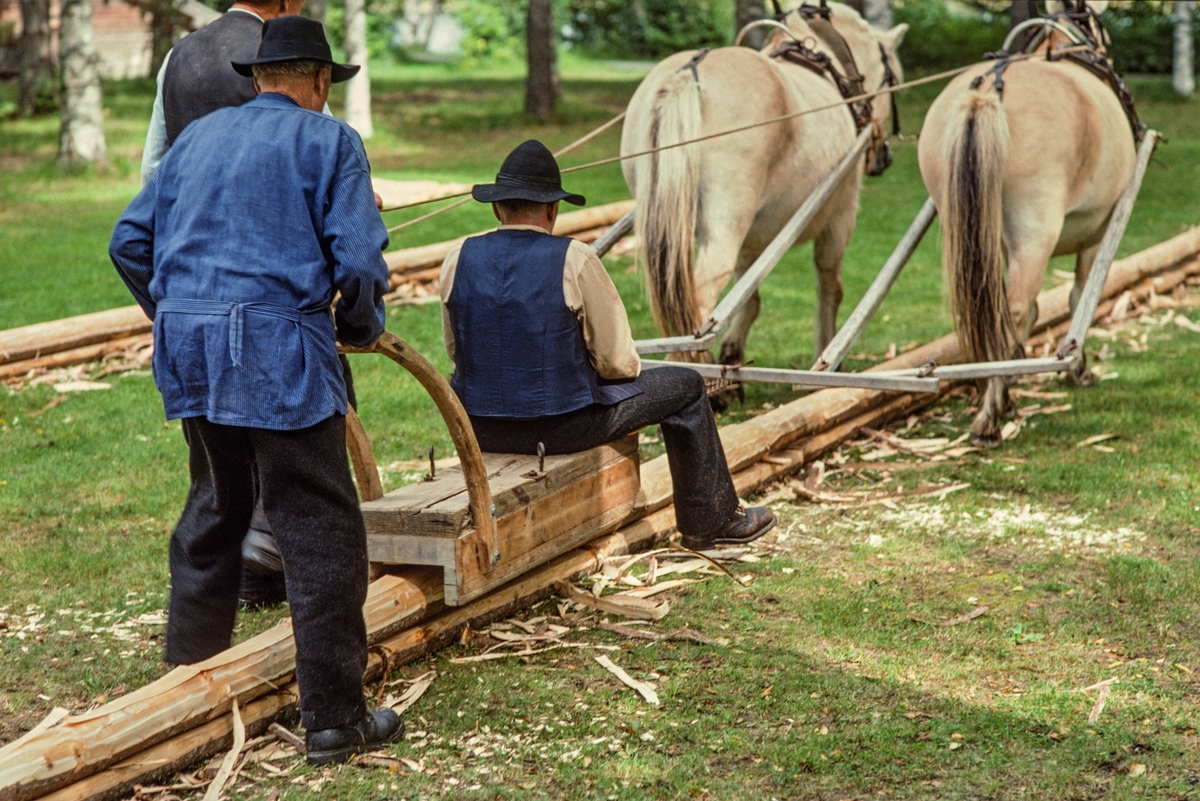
[589,209,635,259]
[1056,129,1161,358]
[639,359,941,393]
[813,197,937,371]
[698,127,873,338]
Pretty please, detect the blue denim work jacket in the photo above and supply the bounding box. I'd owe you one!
[110,92,389,430]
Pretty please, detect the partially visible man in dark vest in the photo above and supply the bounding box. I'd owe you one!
[439,140,776,552]
[140,0,301,184]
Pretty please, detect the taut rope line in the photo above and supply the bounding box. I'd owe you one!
[383,45,1089,236]
[381,110,628,233]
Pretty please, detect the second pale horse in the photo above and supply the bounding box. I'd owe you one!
[620,2,907,373]
[918,2,1136,446]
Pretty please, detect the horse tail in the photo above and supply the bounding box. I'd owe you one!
[636,68,703,338]
[943,88,1014,365]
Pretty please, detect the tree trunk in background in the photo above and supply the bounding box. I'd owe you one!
[1175,0,1195,97]
[862,0,892,30]
[18,0,55,116]
[524,0,557,119]
[58,0,107,167]
[844,0,864,16]
[735,0,765,49]
[147,0,185,77]
[1009,0,1038,30]
[304,0,326,33]
[343,0,373,138]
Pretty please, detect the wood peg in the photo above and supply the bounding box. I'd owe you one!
[424,445,436,482]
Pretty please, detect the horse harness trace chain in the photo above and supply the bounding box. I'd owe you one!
[970,0,1145,141]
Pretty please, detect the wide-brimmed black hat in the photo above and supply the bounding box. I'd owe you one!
[472,140,586,206]
[232,16,359,83]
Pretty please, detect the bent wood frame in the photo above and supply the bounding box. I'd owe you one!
[340,331,499,570]
[602,128,1159,394]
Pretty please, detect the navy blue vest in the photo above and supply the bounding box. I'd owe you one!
[448,230,609,418]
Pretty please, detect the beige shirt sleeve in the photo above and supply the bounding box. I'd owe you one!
[439,227,641,380]
[438,239,465,364]
[562,239,641,380]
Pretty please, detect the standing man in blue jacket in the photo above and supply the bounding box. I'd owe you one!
[110,17,401,764]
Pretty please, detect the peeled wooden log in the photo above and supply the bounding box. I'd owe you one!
[6,228,1199,801]
[0,335,151,381]
[0,307,151,367]
[383,200,634,276]
[0,571,442,801]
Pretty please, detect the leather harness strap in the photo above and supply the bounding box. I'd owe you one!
[972,7,1145,142]
[679,48,711,82]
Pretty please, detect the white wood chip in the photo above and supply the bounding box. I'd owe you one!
[594,655,659,705]
[390,671,436,715]
[202,699,245,801]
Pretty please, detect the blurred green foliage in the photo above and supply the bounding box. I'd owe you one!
[451,0,732,62]
[1104,1,1200,76]
[892,0,1008,73]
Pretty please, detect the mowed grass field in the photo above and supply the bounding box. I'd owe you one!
[1,57,1200,799]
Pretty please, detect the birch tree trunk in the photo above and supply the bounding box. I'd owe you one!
[343,0,373,139]
[862,0,892,30]
[524,0,558,119]
[58,0,107,167]
[17,0,55,116]
[1175,0,1195,97]
[305,0,327,33]
[735,0,765,49]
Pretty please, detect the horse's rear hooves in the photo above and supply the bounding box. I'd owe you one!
[1066,368,1095,388]
[971,432,1003,449]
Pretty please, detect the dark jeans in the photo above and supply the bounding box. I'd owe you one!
[240,355,356,595]
[168,414,369,731]
[470,366,739,539]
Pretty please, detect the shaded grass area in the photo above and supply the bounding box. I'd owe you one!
[0,62,1198,798]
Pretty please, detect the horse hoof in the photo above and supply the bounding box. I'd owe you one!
[708,386,741,413]
[1066,368,1095,388]
[971,432,1002,449]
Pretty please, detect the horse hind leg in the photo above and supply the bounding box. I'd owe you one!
[718,248,763,368]
[812,210,853,361]
[1066,242,1102,387]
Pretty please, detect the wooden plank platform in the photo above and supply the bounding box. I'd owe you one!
[362,433,642,605]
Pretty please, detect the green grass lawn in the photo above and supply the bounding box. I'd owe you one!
[1,59,1199,799]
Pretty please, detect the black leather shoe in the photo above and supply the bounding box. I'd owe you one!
[305,708,405,765]
[681,506,776,551]
[242,527,284,574]
[237,568,287,610]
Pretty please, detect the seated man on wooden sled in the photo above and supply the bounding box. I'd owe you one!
[109,17,402,765]
[438,140,776,551]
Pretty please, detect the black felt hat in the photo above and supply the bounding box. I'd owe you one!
[472,140,586,206]
[232,16,360,83]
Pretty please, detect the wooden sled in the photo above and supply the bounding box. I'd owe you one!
[342,333,642,606]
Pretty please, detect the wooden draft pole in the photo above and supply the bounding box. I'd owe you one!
[1056,128,1161,359]
[813,197,938,371]
[635,127,874,356]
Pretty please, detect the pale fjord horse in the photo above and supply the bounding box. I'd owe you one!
[918,0,1135,446]
[620,3,907,375]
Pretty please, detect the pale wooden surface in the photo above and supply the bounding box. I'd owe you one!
[0,306,151,366]
[364,434,641,605]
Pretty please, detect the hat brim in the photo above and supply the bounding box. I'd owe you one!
[232,58,361,83]
[471,184,586,206]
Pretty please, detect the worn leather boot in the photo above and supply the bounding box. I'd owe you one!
[681,506,776,551]
[305,708,405,765]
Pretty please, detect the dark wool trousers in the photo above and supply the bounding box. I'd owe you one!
[166,414,369,731]
[469,366,740,539]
